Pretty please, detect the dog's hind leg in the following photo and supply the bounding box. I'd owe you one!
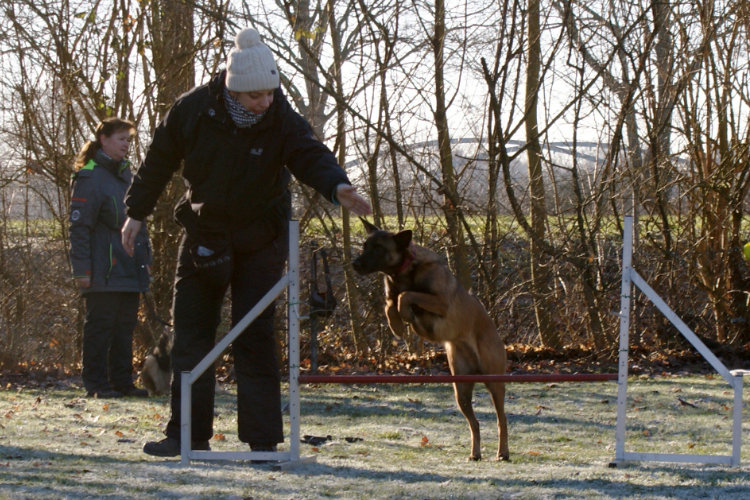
[452,381,481,461]
[446,341,483,460]
[486,381,510,461]
[477,337,509,460]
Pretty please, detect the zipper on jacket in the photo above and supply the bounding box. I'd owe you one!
[106,242,113,284]
[111,195,119,229]
[105,196,118,284]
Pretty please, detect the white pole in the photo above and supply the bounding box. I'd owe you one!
[189,276,290,385]
[180,372,191,465]
[732,375,743,466]
[630,270,733,383]
[614,215,634,464]
[288,220,301,462]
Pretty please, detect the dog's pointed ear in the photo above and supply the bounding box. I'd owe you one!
[360,217,380,234]
[393,230,412,250]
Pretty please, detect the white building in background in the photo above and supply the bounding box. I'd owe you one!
[2,174,65,221]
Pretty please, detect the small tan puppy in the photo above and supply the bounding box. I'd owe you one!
[138,329,172,396]
[353,219,509,461]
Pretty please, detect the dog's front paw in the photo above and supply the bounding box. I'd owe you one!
[396,293,416,323]
[467,454,482,462]
[385,305,408,338]
[495,453,510,462]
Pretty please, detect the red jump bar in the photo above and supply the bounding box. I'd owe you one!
[298,373,617,384]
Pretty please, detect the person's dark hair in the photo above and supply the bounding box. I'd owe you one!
[74,118,135,170]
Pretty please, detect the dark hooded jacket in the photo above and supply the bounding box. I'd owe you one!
[125,71,350,246]
[69,151,152,294]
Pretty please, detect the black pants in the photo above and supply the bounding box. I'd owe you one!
[82,292,140,393]
[165,230,288,444]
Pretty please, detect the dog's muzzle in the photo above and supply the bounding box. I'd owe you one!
[352,256,371,275]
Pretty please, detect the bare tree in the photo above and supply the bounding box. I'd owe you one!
[141,0,196,320]
[524,0,560,348]
[3,0,750,373]
[430,0,471,290]
[677,1,750,344]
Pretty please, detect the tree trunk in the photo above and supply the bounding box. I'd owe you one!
[327,0,368,354]
[526,0,560,349]
[432,0,470,290]
[146,0,195,321]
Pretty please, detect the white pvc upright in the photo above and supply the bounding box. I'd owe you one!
[614,216,634,463]
[613,215,745,467]
[179,221,311,467]
[287,220,302,464]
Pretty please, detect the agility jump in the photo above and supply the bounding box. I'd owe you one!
[612,215,745,467]
[177,218,744,468]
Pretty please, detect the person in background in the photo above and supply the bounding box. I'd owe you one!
[69,118,152,399]
[121,27,371,457]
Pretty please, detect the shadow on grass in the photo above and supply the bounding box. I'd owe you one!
[3,441,749,499]
[1,443,175,498]
[302,391,617,435]
[278,458,750,498]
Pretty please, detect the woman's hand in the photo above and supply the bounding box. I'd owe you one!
[76,277,91,289]
[336,184,372,216]
[121,217,143,257]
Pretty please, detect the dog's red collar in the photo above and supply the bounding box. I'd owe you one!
[397,247,414,274]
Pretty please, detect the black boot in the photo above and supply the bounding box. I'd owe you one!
[86,388,124,398]
[143,437,210,457]
[250,443,278,464]
[114,385,149,397]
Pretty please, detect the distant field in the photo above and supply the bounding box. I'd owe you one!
[8,212,750,244]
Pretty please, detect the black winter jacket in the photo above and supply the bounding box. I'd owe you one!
[69,151,152,294]
[125,72,351,239]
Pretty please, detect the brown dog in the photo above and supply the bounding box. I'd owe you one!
[352,219,509,461]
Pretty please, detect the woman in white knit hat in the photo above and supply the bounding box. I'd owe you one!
[121,27,371,458]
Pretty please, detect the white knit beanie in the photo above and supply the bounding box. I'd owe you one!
[225,28,280,92]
